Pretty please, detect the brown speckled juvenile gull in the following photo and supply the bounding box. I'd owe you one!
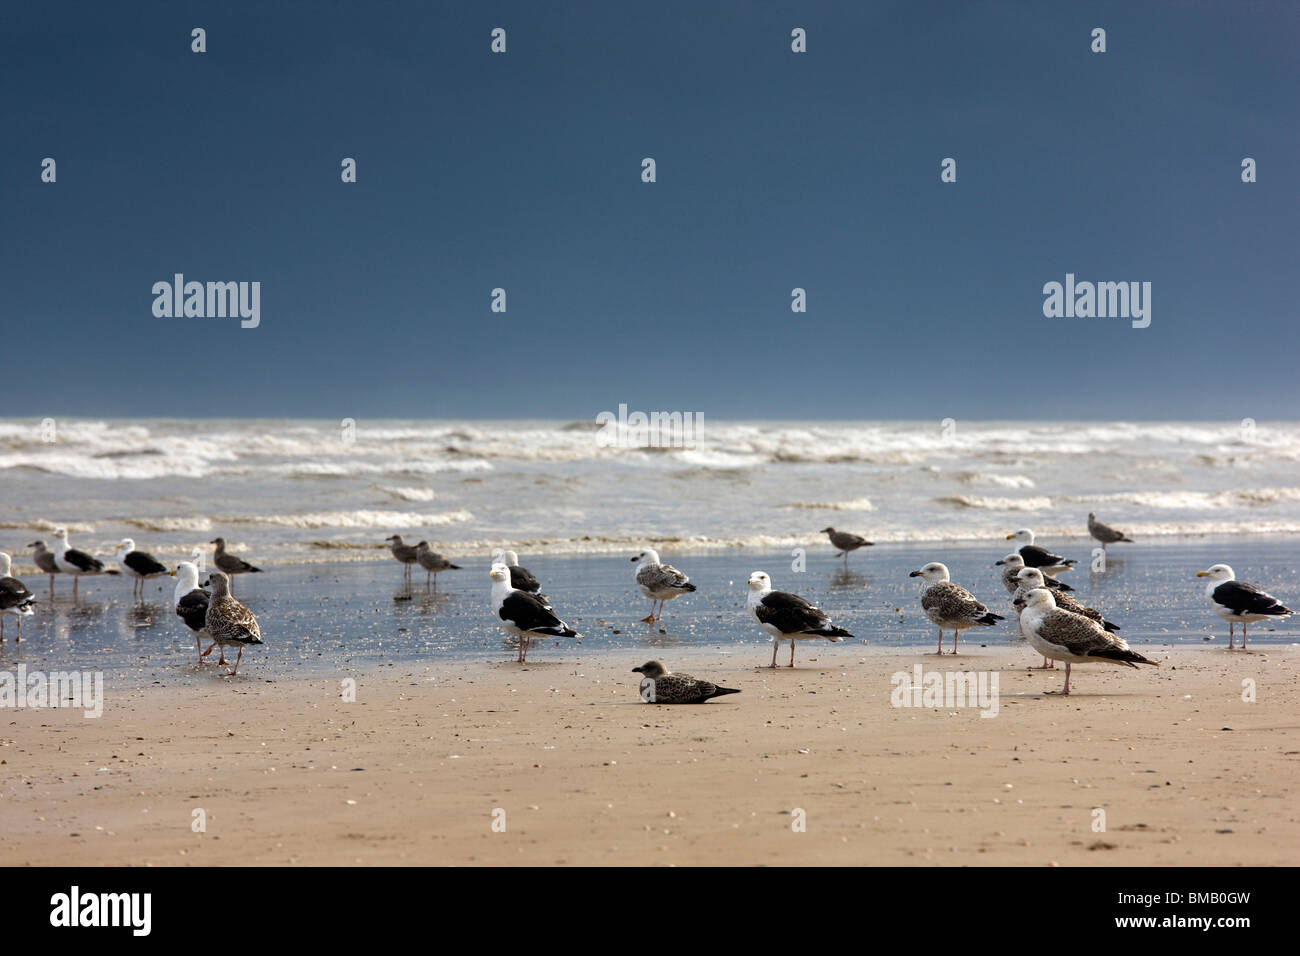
[632,549,696,625]
[631,660,740,704]
[910,562,1004,655]
[995,553,1072,594]
[201,570,263,675]
[1014,588,1157,695]
[1014,566,1119,669]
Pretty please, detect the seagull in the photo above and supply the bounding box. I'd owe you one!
[0,552,36,644]
[820,527,873,564]
[1004,529,1077,576]
[1087,512,1133,552]
[51,528,116,598]
[171,562,210,662]
[631,660,740,704]
[489,564,577,663]
[631,549,696,625]
[909,562,1004,655]
[1014,588,1158,695]
[746,571,852,668]
[492,549,546,598]
[415,542,460,590]
[210,537,261,592]
[1014,566,1119,668]
[201,570,263,675]
[385,535,419,579]
[189,547,206,572]
[115,538,169,598]
[1196,564,1292,649]
[995,553,1073,593]
[28,539,60,595]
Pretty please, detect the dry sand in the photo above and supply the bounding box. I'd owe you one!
[1,645,1296,866]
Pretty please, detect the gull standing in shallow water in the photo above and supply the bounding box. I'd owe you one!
[29,540,60,596]
[202,570,263,675]
[746,571,852,668]
[0,553,36,644]
[631,661,740,704]
[1014,588,1158,695]
[51,528,116,598]
[1197,564,1292,649]
[1004,529,1077,576]
[115,538,169,598]
[489,564,577,663]
[631,549,696,625]
[821,527,873,564]
[415,542,460,590]
[910,562,1004,655]
[1087,512,1133,552]
[171,562,211,662]
[211,537,262,593]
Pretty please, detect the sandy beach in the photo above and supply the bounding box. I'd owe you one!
[3,644,1295,867]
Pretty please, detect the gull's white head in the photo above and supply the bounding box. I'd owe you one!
[489,564,511,585]
[1015,587,1056,610]
[173,561,200,588]
[1196,564,1235,583]
[1015,566,1046,589]
[631,549,661,565]
[0,552,11,576]
[502,550,520,566]
[748,571,772,591]
[54,527,69,542]
[117,538,137,555]
[1005,529,1034,545]
[995,553,1025,569]
[909,562,950,583]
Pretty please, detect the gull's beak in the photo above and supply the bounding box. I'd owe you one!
[1195,570,1208,577]
[630,556,638,562]
[1004,533,1015,540]
[631,667,642,673]
[908,570,922,577]
[168,570,176,577]
[994,560,1004,566]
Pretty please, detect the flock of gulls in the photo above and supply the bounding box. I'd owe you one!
[0,512,1293,690]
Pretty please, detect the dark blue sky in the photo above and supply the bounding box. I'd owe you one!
[4,1,1296,420]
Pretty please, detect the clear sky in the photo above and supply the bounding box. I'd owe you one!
[4,1,1296,421]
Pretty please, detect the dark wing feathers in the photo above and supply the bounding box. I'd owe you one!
[510,565,542,593]
[1214,581,1290,616]
[125,550,168,576]
[1019,544,1073,568]
[64,548,104,572]
[756,590,851,636]
[500,591,573,635]
[0,576,35,611]
[176,589,210,633]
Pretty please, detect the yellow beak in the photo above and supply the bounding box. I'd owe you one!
[168,570,176,577]
[1004,534,1015,540]
[1195,571,1208,577]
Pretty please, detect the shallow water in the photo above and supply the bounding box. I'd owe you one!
[2,536,1294,692]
